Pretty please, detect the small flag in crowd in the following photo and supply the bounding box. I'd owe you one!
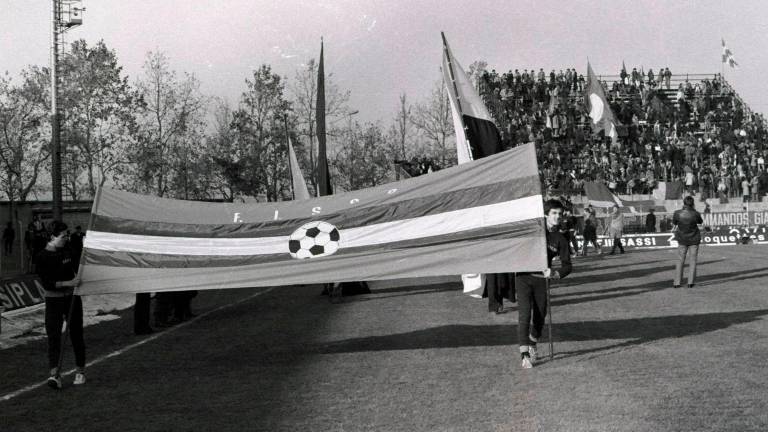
[584,182,657,213]
[722,39,738,69]
[584,62,618,143]
[652,181,684,201]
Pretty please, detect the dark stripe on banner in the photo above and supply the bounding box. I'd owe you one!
[462,115,502,159]
[91,177,541,238]
[84,218,543,268]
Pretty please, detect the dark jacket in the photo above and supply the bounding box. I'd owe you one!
[673,206,703,246]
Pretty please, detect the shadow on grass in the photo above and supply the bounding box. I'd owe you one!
[317,309,768,357]
[561,259,725,286]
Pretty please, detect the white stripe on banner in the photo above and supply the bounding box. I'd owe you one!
[84,195,543,256]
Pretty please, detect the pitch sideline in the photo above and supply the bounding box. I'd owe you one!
[0,287,275,402]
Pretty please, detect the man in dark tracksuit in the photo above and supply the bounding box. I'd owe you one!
[517,199,572,368]
[36,221,85,388]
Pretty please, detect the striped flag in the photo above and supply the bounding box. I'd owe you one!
[288,138,311,200]
[652,181,684,200]
[76,143,547,295]
[441,33,507,297]
[722,38,738,69]
[585,62,618,143]
[441,33,503,164]
[584,182,656,213]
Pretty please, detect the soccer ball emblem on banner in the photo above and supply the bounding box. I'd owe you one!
[288,221,341,259]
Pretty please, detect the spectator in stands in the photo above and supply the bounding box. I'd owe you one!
[672,196,703,288]
[664,68,672,89]
[36,221,85,389]
[741,177,750,202]
[645,208,656,233]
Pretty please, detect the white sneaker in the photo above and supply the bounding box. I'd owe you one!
[529,345,538,362]
[47,375,62,389]
[73,372,86,385]
[521,353,533,369]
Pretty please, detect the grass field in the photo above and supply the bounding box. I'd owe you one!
[2,246,768,431]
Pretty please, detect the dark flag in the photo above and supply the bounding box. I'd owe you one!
[316,39,332,197]
[441,33,514,306]
[441,32,503,163]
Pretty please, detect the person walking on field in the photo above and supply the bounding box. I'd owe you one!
[517,199,572,369]
[607,205,625,254]
[673,196,703,288]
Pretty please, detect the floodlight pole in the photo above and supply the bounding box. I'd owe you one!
[51,0,63,221]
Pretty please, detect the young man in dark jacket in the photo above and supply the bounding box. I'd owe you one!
[672,196,703,288]
[518,199,572,368]
[37,221,84,389]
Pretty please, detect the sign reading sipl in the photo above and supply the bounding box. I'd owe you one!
[0,275,46,312]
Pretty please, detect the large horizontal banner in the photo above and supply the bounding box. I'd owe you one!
[0,275,45,312]
[577,225,768,250]
[701,211,768,228]
[77,143,547,295]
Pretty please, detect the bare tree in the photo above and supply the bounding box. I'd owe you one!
[388,93,412,160]
[290,58,350,192]
[129,51,207,197]
[0,67,51,219]
[60,39,139,199]
[411,79,456,167]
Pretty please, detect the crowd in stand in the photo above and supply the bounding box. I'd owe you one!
[476,66,768,202]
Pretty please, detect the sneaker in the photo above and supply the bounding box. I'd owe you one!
[687,284,695,288]
[529,345,538,362]
[673,284,681,289]
[73,372,86,386]
[47,375,62,389]
[521,353,533,369]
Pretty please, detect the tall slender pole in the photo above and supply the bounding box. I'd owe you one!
[51,0,63,222]
[547,278,554,360]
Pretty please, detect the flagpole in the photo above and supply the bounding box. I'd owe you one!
[440,32,472,161]
[547,277,554,360]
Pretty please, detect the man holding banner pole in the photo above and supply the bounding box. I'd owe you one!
[517,199,572,369]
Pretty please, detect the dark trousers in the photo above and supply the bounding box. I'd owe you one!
[569,231,579,254]
[45,295,85,369]
[611,237,625,253]
[3,240,12,255]
[134,293,152,333]
[516,274,547,347]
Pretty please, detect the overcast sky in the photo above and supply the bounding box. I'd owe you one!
[3,0,768,123]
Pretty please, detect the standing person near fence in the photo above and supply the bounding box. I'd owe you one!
[672,196,703,288]
[36,221,84,389]
[607,205,625,255]
[517,199,572,369]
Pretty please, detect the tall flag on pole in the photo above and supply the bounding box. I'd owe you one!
[441,33,510,299]
[441,32,503,164]
[316,38,332,196]
[585,62,619,144]
[288,138,311,200]
[76,145,547,295]
[722,38,738,69]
